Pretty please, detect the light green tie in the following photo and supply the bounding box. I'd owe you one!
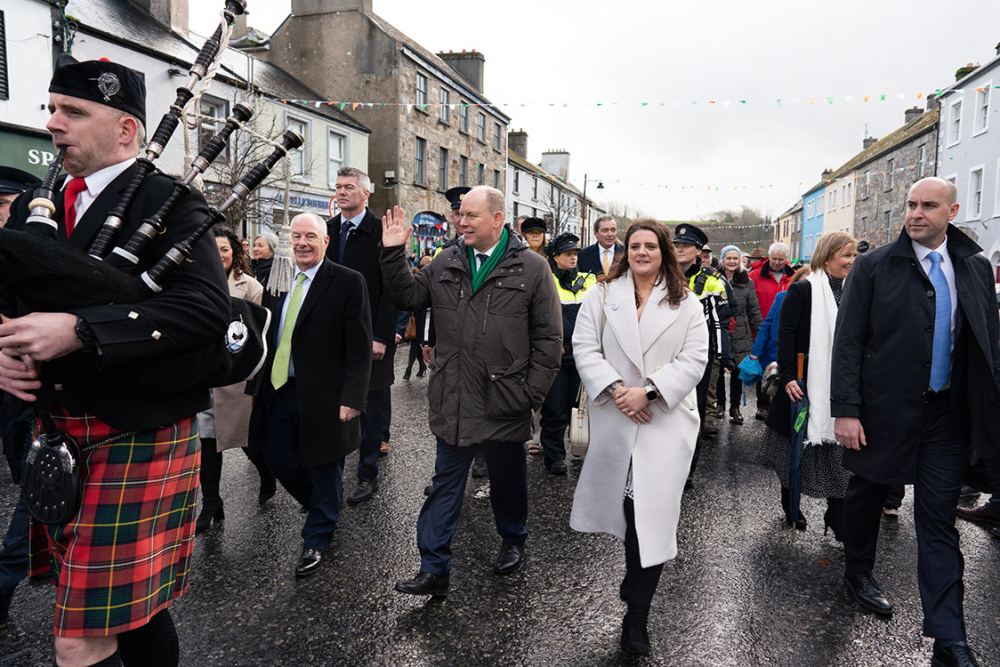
[271,273,307,389]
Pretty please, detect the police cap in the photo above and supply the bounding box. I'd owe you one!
[673,223,709,249]
[520,217,547,234]
[0,167,42,195]
[445,186,471,210]
[546,232,580,256]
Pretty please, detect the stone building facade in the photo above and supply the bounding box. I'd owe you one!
[262,0,510,224]
[852,105,939,250]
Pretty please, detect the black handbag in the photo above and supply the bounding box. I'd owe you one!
[23,419,83,525]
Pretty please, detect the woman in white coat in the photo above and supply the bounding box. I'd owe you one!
[570,220,709,655]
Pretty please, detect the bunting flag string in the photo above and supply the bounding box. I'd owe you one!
[265,87,999,112]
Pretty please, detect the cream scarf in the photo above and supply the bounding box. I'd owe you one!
[805,269,839,446]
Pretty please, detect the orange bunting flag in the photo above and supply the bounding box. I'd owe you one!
[863,95,870,102]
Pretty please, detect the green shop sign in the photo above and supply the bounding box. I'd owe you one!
[0,126,58,179]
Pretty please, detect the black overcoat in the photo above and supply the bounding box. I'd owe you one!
[577,241,623,276]
[831,226,1000,486]
[247,258,372,468]
[764,280,811,438]
[4,165,230,430]
[326,209,397,391]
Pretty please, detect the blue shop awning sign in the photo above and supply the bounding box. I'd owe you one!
[412,211,447,237]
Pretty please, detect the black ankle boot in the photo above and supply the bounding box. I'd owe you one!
[620,611,650,655]
[824,497,845,541]
[195,498,224,533]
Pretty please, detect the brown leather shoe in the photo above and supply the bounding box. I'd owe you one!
[379,441,389,457]
[991,526,1000,539]
[956,502,1000,527]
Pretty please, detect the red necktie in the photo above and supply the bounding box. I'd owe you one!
[63,178,88,238]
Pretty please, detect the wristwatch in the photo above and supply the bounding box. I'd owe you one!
[74,317,98,352]
[644,384,659,401]
[604,380,624,397]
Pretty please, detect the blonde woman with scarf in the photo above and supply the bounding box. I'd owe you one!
[754,232,857,540]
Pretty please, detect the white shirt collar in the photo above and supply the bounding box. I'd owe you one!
[75,157,136,198]
[295,261,322,283]
[343,209,366,229]
[475,238,502,260]
[912,236,948,264]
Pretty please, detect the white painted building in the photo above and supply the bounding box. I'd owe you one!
[938,49,1000,276]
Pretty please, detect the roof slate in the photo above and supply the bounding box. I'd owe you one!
[64,0,369,133]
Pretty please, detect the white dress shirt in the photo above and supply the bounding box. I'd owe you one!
[475,237,503,269]
[601,245,616,270]
[341,209,366,235]
[276,262,322,378]
[912,236,958,346]
[63,157,137,222]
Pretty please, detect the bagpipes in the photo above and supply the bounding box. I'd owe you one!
[3,1,305,524]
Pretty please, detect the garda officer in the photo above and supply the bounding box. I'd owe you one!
[539,232,596,474]
[434,186,471,256]
[0,167,42,228]
[673,224,733,479]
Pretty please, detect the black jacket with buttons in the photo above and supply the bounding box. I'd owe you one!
[4,164,230,431]
[380,230,562,447]
[831,226,1000,486]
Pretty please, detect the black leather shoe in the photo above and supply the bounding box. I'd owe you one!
[729,406,744,425]
[295,549,322,577]
[258,479,277,506]
[471,457,488,478]
[620,612,650,655]
[423,483,433,496]
[195,499,224,533]
[547,460,568,475]
[932,640,980,667]
[347,479,378,505]
[494,543,525,575]
[394,571,449,597]
[844,572,893,616]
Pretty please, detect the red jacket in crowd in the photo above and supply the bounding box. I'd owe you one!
[748,261,796,319]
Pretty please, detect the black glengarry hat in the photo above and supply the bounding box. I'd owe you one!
[445,186,471,210]
[520,217,547,234]
[673,223,708,249]
[49,54,147,128]
[0,167,42,195]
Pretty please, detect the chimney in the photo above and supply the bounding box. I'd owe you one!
[821,168,833,181]
[231,13,248,42]
[508,129,527,158]
[130,0,189,36]
[541,150,570,181]
[904,106,923,125]
[438,50,486,92]
[956,62,978,82]
[291,0,371,14]
[863,136,878,149]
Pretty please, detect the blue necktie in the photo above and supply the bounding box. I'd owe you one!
[337,221,352,264]
[927,251,951,391]
[476,253,488,269]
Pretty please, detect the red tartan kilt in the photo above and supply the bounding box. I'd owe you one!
[29,410,200,637]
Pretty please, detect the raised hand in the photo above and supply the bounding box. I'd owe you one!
[381,205,412,247]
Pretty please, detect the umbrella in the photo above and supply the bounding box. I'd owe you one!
[789,352,808,523]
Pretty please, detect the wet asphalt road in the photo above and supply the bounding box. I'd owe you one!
[2,358,999,666]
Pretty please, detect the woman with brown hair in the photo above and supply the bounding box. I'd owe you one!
[196,226,277,531]
[570,220,709,655]
[520,217,548,257]
[754,231,858,538]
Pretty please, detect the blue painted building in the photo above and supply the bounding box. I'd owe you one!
[800,177,828,261]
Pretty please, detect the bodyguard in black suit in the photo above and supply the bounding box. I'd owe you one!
[248,214,372,577]
[577,214,623,277]
[326,167,398,505]
[832,178,1000,667]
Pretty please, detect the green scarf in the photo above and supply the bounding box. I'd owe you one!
[468,227,508,293]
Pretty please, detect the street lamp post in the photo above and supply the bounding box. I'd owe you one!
[581,173,604,245]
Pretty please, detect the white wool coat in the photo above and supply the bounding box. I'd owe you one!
[570,272,708,567]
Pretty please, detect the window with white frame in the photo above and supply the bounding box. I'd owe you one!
[532,177,538,200]
[995,159,1000,220]
[886,158,895,190]
[460,104,469,133]
[439,88,450,123]
[416,73,428,107]
[327,130,345,188]
[969,166,984,219]
[478,162,485,185]
[862,171,870,199]
[831,190,837,209]
[477,113,486,142]
[884,210,891,236]
[513,170,520,194]
[414,137,427,184]
[286,116,310,179]
[847,182,852,202]
[975,83,991,134]
[950,99,963,145]
[459,155,468,186]
[493,124,502,151]
[493,169,500,189]
[438,147,448,190]
[918,144,927,178]
[198,96,228,154]
[817,195,823,214]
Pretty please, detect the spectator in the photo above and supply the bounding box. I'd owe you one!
[577,215,623,277]
[719,245,762,425]
[748,242,795,419]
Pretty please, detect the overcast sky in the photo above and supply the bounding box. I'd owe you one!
[192,0,1000,232]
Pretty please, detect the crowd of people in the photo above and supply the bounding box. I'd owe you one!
[0,54,997,667]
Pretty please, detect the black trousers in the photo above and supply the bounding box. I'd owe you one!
[690,357,714,477]
[404,340,426,377]
[199,438,274,503]
[842,393,969,640]
[623,497,663,613]
[539,361,579,467]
